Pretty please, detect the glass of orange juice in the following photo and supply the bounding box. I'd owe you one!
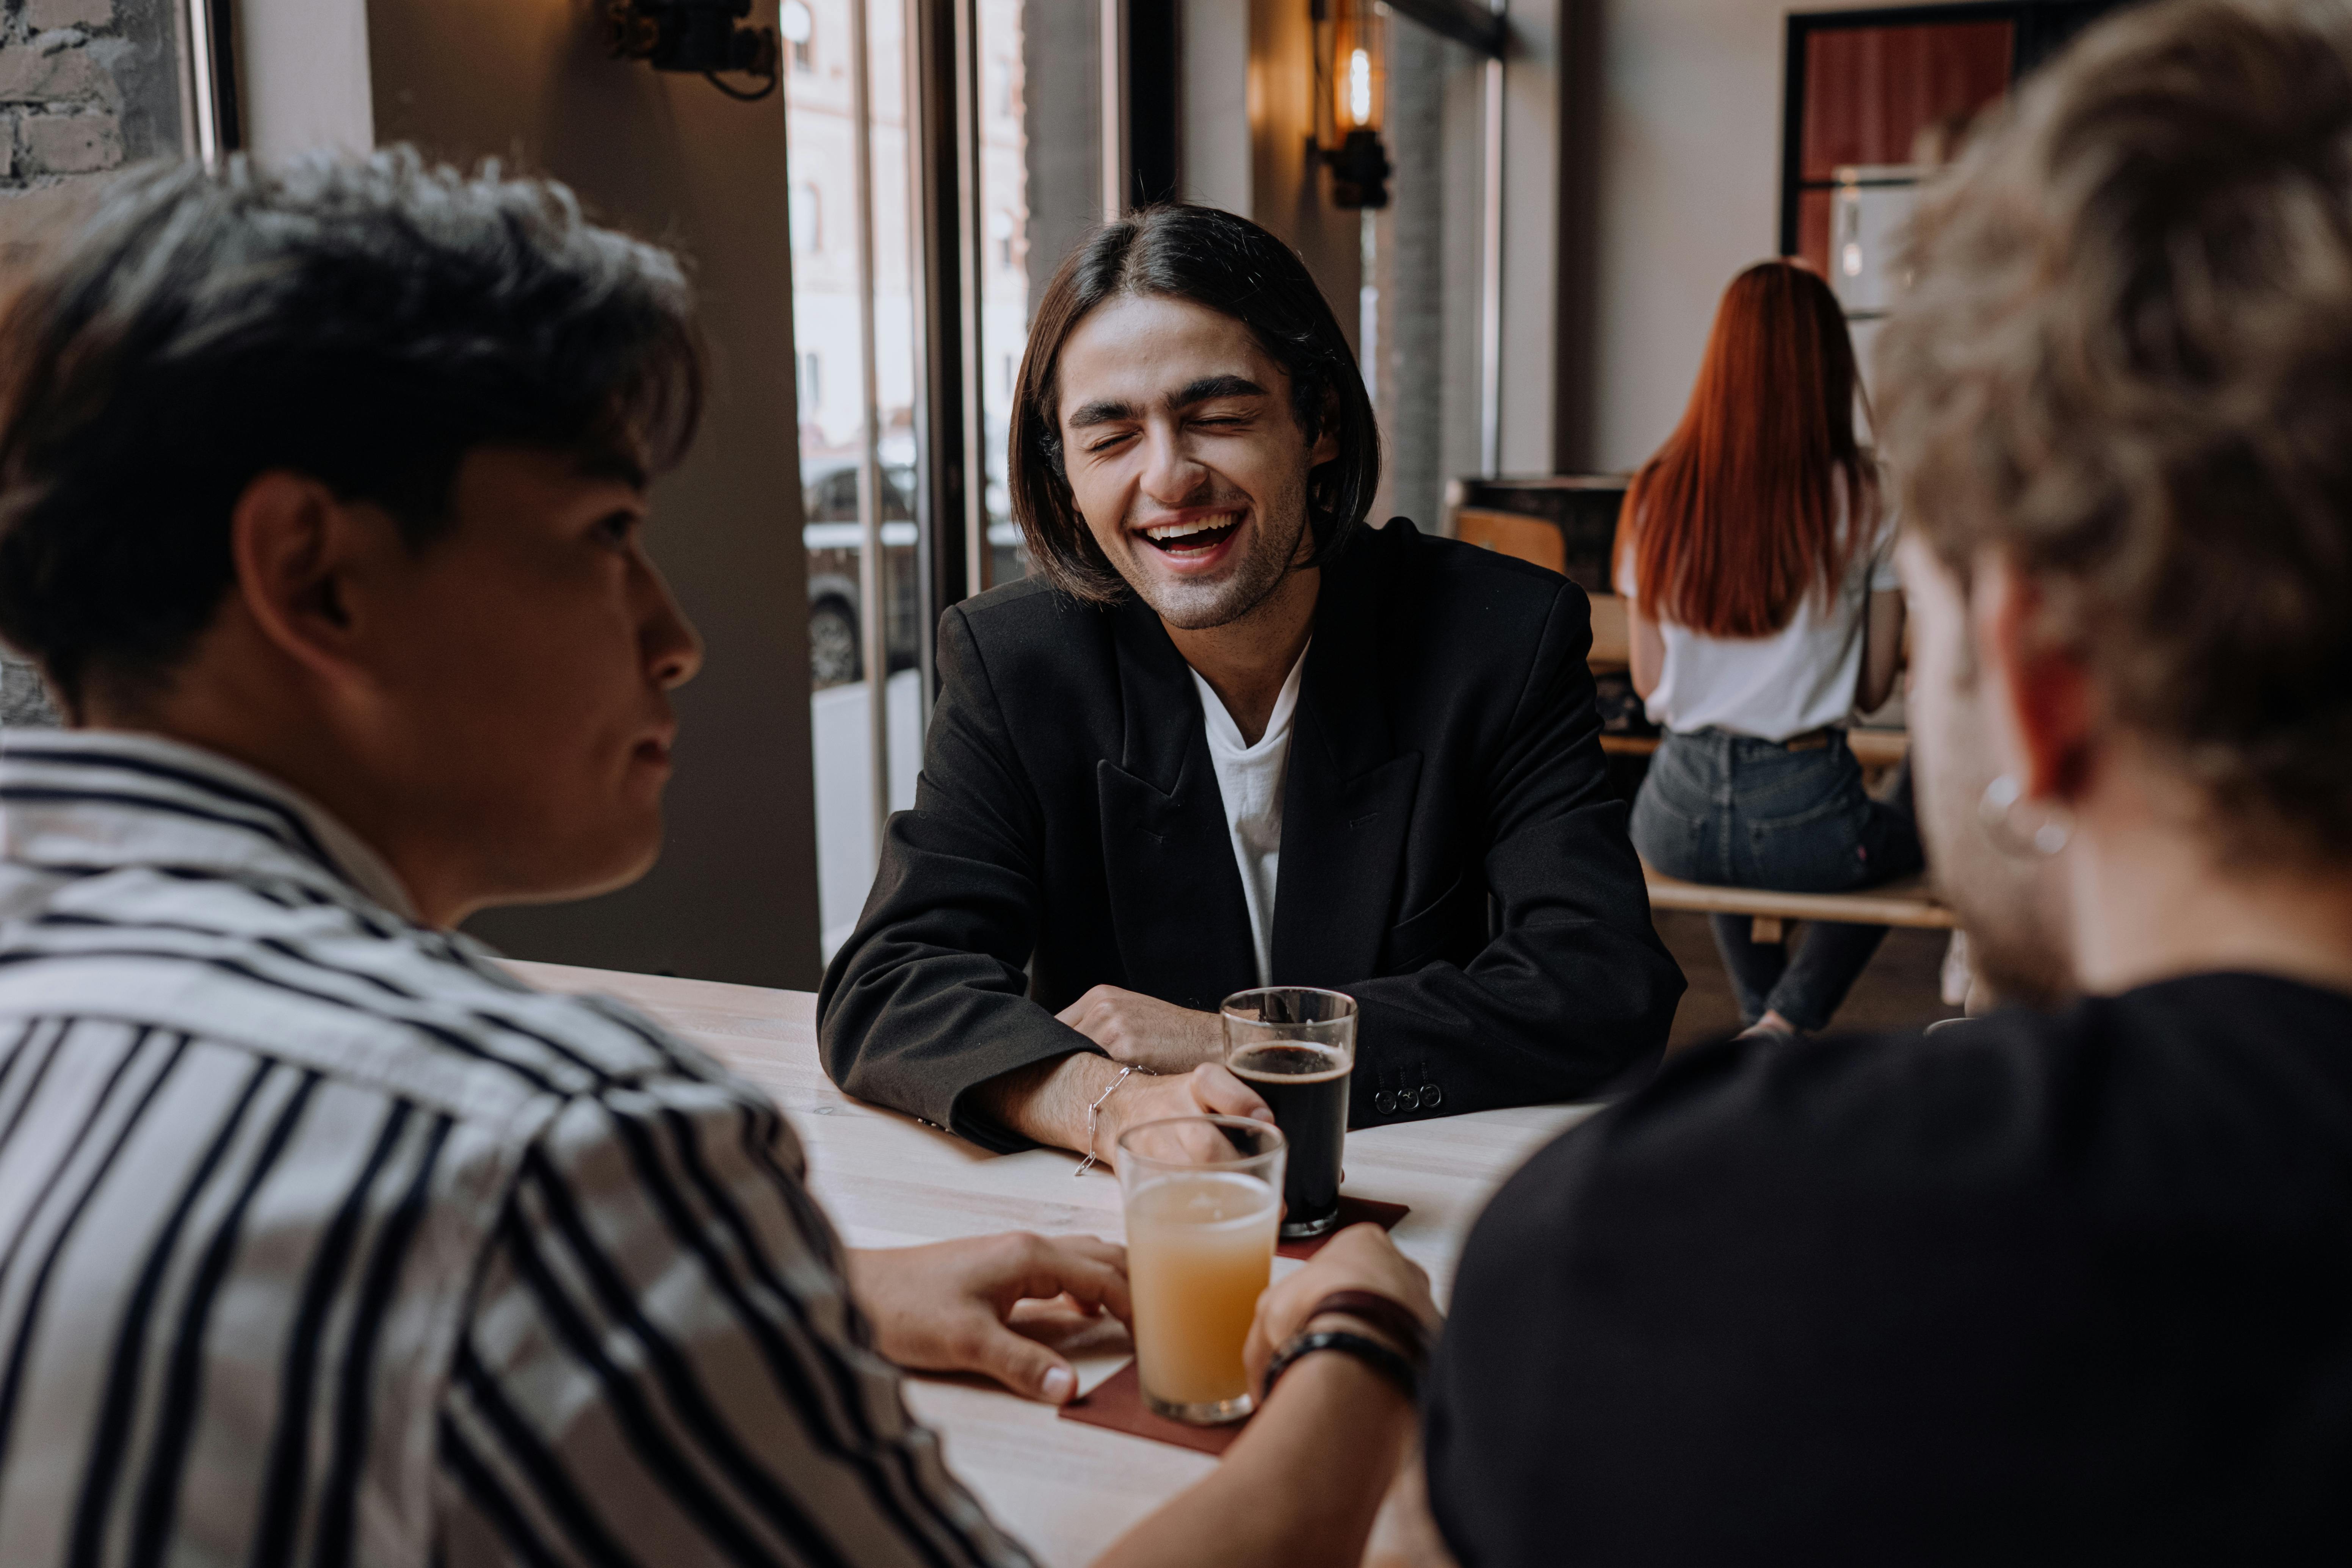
[1116,1115,1287,1424]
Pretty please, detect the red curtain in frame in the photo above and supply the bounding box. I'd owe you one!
[1793,19,2014,273]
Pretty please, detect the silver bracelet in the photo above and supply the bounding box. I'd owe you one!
[1073,1065,1138,1177]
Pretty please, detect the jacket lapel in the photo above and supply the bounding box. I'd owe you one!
[1096,597,1260,1011]
[1271,542,1420,988]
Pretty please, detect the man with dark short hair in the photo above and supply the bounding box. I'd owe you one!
[1410,1,2352,1560]
[0,151,1443,1568]
[818,205,1682,1162]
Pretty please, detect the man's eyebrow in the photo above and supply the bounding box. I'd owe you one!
[1066,398,1136,430]
[1167,374,1267,410]
[574,448,651,491]
[1066,376,1269,429]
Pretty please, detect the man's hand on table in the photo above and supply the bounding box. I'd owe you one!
[1100,1062,1274,1163]
[846,1232,1130,1405]
[1057,985,1225,1074]
[975,1053,1273,1167]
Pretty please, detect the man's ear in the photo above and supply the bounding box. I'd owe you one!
[1308,386,1342,466]
[227,471,381,690]
[1971,548,2096,804]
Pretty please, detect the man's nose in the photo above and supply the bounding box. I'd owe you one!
[638,560,704,690]
[1137,422,1205,505]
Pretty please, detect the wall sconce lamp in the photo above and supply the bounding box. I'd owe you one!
[1314,0,1391,208]
[608,0,781,101]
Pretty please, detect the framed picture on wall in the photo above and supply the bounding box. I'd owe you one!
[1780,1,2137,381]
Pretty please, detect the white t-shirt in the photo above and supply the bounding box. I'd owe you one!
[1621,466,1901,741]
[1188,644,1309,988]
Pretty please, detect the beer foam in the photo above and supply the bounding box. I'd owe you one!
[1229,1044,1351,1084]
[1129,1172,1279,1230]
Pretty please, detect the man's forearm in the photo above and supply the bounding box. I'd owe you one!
[1092,1354,1418,1568]
[972,1051,1119,1155]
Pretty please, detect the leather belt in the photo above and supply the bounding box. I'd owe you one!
[1780,727,1834,752]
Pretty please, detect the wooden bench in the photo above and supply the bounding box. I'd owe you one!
[1643,861,1956,943]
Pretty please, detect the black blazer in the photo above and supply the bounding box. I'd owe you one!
[817,518,1684,1151]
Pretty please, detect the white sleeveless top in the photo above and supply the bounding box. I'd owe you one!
[1619,465,1901,741]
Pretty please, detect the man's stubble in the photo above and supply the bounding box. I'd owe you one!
[1120,464,1313,633]
[1913,633,2077,1011]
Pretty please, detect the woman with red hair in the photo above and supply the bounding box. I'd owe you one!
[1619,259,1920,1038]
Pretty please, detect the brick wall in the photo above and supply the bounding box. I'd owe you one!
[0,0,183,722]
[1,0,184,216]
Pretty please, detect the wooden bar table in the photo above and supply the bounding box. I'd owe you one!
[510,962,1596,1567]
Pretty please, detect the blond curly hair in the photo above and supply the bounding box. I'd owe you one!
[1878,0,2352,866]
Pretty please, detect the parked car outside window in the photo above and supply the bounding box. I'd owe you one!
[804,459,1029,688]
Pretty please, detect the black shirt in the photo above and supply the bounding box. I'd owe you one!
[1427,974,2352,1565]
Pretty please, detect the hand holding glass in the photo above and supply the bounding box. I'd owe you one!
[1116,1115,1286,1424]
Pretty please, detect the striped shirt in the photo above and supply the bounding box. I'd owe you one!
[0,730,1033,1568]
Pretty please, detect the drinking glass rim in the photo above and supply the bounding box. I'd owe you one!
[1115,1113,1287,1171]
[1219,985,1359,1021]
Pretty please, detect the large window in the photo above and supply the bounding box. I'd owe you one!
[790,0,1104,959]
[971,0,1041,595]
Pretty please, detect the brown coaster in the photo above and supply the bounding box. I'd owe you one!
[1058,1360,1247,1454]
[1277,1195,1409,1259]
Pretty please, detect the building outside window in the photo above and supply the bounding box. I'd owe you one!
[782,0,816,72]
[790,0,1091,958]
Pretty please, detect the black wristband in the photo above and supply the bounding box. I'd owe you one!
[1261,1329,1421,1405]
[1303,1289,1434,1360]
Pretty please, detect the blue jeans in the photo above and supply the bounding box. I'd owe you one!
[1630,729,1924,1033]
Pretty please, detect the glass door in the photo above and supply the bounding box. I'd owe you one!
[791,0,1102,960]
[788,0,927,959]
[970,0,1041,593]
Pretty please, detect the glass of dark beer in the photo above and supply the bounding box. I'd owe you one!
[1221,987,1357,1239]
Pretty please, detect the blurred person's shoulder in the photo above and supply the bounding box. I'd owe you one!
[1431,974,2352,1561]
[1483,973,2352,1240]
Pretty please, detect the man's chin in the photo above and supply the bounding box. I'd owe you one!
[483,824,665,911]
[1941,871,2077,1012]
[1919,758,2076,1012]
[1149,590,1260,631]
[1117,556,1275,631]
[1968,930,2076,1012]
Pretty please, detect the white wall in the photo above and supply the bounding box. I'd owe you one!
[235,0,373,158]
[370,0,825,988]
[1585,0,1883,471]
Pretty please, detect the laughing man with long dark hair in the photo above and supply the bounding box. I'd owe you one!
[818,204,1683,1162]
